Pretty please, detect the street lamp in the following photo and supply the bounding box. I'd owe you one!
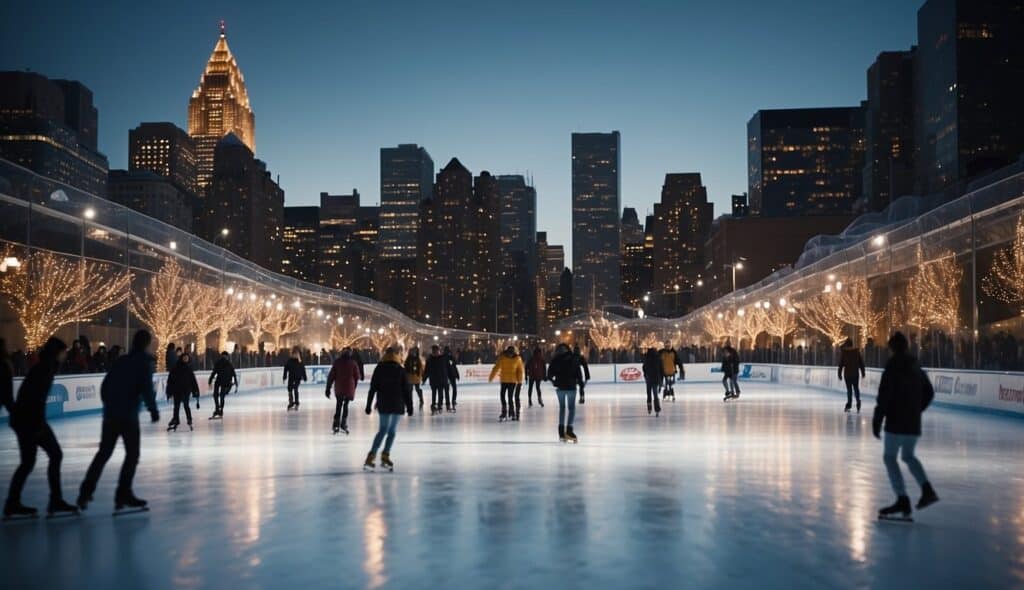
[725,260,745,292]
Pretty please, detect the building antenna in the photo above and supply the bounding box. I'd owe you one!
[219,19,226,36]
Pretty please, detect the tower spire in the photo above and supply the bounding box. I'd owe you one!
[219,19,226,36]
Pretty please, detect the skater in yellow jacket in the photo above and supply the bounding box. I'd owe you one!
[658,342,684,400]
[489,346,524,421]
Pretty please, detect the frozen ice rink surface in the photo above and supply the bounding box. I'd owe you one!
[1,381,1023,590]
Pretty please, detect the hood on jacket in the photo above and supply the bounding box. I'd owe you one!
[503,347,518,358]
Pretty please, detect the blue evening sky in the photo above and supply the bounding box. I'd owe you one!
[1,0,921,260]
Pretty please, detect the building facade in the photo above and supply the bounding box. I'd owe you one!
[496,174,538,333]
[378,144,434,316]
[649,173,713,316]
[281,206,320,283]
[129,122,198,196]
[620,207,648,307]
[863,50,917,212]
[572,131,621,311]
[748,107,865,217]
[107,170,193,231]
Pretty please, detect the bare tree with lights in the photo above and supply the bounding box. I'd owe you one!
[906,249,962,335]
[798,293,847,346]
[702,310,732,345]
[834,279,883,345]
[263,306,303,349]
[131,258,194,371]
[329,322,366,351]
[763,302,798,349]
[982,213,1024,315]
[0,246,131,351]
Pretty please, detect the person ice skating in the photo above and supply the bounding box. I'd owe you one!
[164,343,177,373]
[526,345,546,408]
[572,345,590,404]
[3,337,79,518]
[489,345,525,421]
[721,344,740,399]
[363,346,414,471]
[443,345,460,409]
[838,339,866,413]
[659,342,684,400]
[283,347,307,411]
[404,347,425,409]
[77,330,159,513]
[874,332,939,521]
[325,347,360,434]
[208,351,237,419]
[165,352,199,431]
[423,345,447,414]
[642,348,663,416]
[547,343,583,442]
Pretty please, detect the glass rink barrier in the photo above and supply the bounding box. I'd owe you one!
[556,167,1024,380]
[0,158,521,382]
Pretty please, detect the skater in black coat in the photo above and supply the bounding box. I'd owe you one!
[443,345,460,408]
[282,348,307,410]
[208,352,237,418]
[422,345,448,414]
[3,337,78,518]
[165,353,200,431]
[874,332,939,520]
[642,348,663,416]
[548,344,584,442]
[363,348,413,471]
[573,345,590,404]
[721,345,740,398]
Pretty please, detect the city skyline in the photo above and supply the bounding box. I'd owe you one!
[0,0,921,261]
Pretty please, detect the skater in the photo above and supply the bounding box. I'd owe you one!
[874,332,939,521]
[547,343,583,442]
[165,352,199,431]
[164,343,177,373]
[659,342,684,400]
[721,344,740,399]
[423,345,447,414]
[325,347,360,434]
[77,330,159,513]
[404,347,425,409]
[208,351,237,419]
[489,345,524,421]
[363,347,414,471]
[572,345,590,404]
[3,337,78,518]
[642,348,662,416]
[838,338,866,413]
[443,345,460,409]
[283,347,307,411]
[526,345,546,408]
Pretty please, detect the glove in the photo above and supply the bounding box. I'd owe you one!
[365,406,372,415]
[149,409,160,423]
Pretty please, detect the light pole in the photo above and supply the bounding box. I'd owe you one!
[213,228,229,291]
[725,260,745,292]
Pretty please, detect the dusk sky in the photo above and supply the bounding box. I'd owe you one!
[2,0,920,259]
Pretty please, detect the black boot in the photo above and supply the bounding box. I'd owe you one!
[47,497,79,517]
[878,495,912,520]
[115,491,148,510]
[565,426,578,443]
[3,499,37,518]
[558,425,566,442]
[917,482,939,510]
[75,489,92,511]
[844,401,851,412]
[856,399,862,413]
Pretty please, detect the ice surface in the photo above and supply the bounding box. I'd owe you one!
[1,381,1023,589]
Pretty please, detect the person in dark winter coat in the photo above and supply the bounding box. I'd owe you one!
[363,347,413,471]
[443,345,460,408]
[92,345,109,373]
[874,332,939,520]
[548,343,583,442]
[721,345,740,397]
[838,338,866,412]
[352,348,365,381]
[165,353,200,431]
[282,348,307,411]
[164,343,178,373]
[526,346,546,407]
[572,345,590,404]
[423,345,449,413]
[3,337,78,517]
[404,347,425,408]
[78,330,159,512]
[208,351,237,418]
[325,348,361,434]
[642,348,663,416]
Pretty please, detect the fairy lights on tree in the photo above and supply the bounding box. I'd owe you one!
[0,247,130,351]
[587,314,630,351]
[906,248,962,335]
[329,321,366,351]
[834,279,882,345]
[702,311,732,345]
[763,301,798,348]
[131,258,193,371]
[798,293,846,346]
[982,213,1024,315]
[263,306,303,349]
[367,327,392,354]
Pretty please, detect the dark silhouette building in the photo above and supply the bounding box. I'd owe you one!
[496,174,538,333]
[863,50,917,212]
[731,193,750,218]
[572,131,621,311]
[378,144,433,316]
[0,71,109,195]
[650,173,713,315]
[748,107,865,217]
[537,232,568,331]
[620,207,648,307]
[316,190,378,298]
[107,170,194,231]
[914,0,1024,194]
[281,206,320,283]
[129,122,198,196]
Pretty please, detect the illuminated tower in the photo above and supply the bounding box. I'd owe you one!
[188,21,255,196]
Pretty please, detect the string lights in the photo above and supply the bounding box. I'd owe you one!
[798,292,846,346]
[907,248,962,334]
[130,258,193,371]
[982,213,1024,315]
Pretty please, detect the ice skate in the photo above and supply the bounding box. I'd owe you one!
[856,399,862,413]
[647,402,652,415]
[187,421,193,431]
[538,400,544,408]
[75,491,92,512]
[363,452,376,471]
[917,482,939,510]
[332,423,340,435]
[380,452,394,472]
[113,492,149,516]
[167,420,178,432]
[878,496,913,522]
[844,402,852,413]
[339,424,349,435]
[46,498,80,519]
[499,411,508,422]
[558,425,567,443]
[3,500,38,521]
[565,426,578,444]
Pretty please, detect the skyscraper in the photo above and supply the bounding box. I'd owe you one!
[378,144,433,315]
[572,131,621,311]
[536,232,568,331]
[620,207,647,307]
[107,169,193,231]
[496,174,538,332]
[129,122,198,196]
[863,50,916,211]
[731,193,750,218]
[0,71,109,196]
[188,23,255,197]
[748,108,865,217]
[318,190,377,297]
[281,206,320,283]
[650,173,713,315]
[914,0,1024,194]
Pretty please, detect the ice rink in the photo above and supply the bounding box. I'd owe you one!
[1,380,1023,590]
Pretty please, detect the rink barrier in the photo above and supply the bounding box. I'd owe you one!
[3,362,1024,422]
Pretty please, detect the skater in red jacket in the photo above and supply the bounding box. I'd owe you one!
[526,346,546,408]
[325,348,361,434]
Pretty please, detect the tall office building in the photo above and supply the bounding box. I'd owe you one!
[620,207,647,307]
[0,71,109,195]
[107,169,194,231]
[281,206,320,283]
[129,122,198,196]
[572,131,621,311]
[378,144,433,315]
[731,193,750,218]
[914,0,1024,194]
[496,174,537,332]
[188,23,255,197]
[318,190,377,297]
[201,133,283,270]
[536,232,568,330]
[748,107,865,216]
[863,50,917,212]
[650,173,713,315]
